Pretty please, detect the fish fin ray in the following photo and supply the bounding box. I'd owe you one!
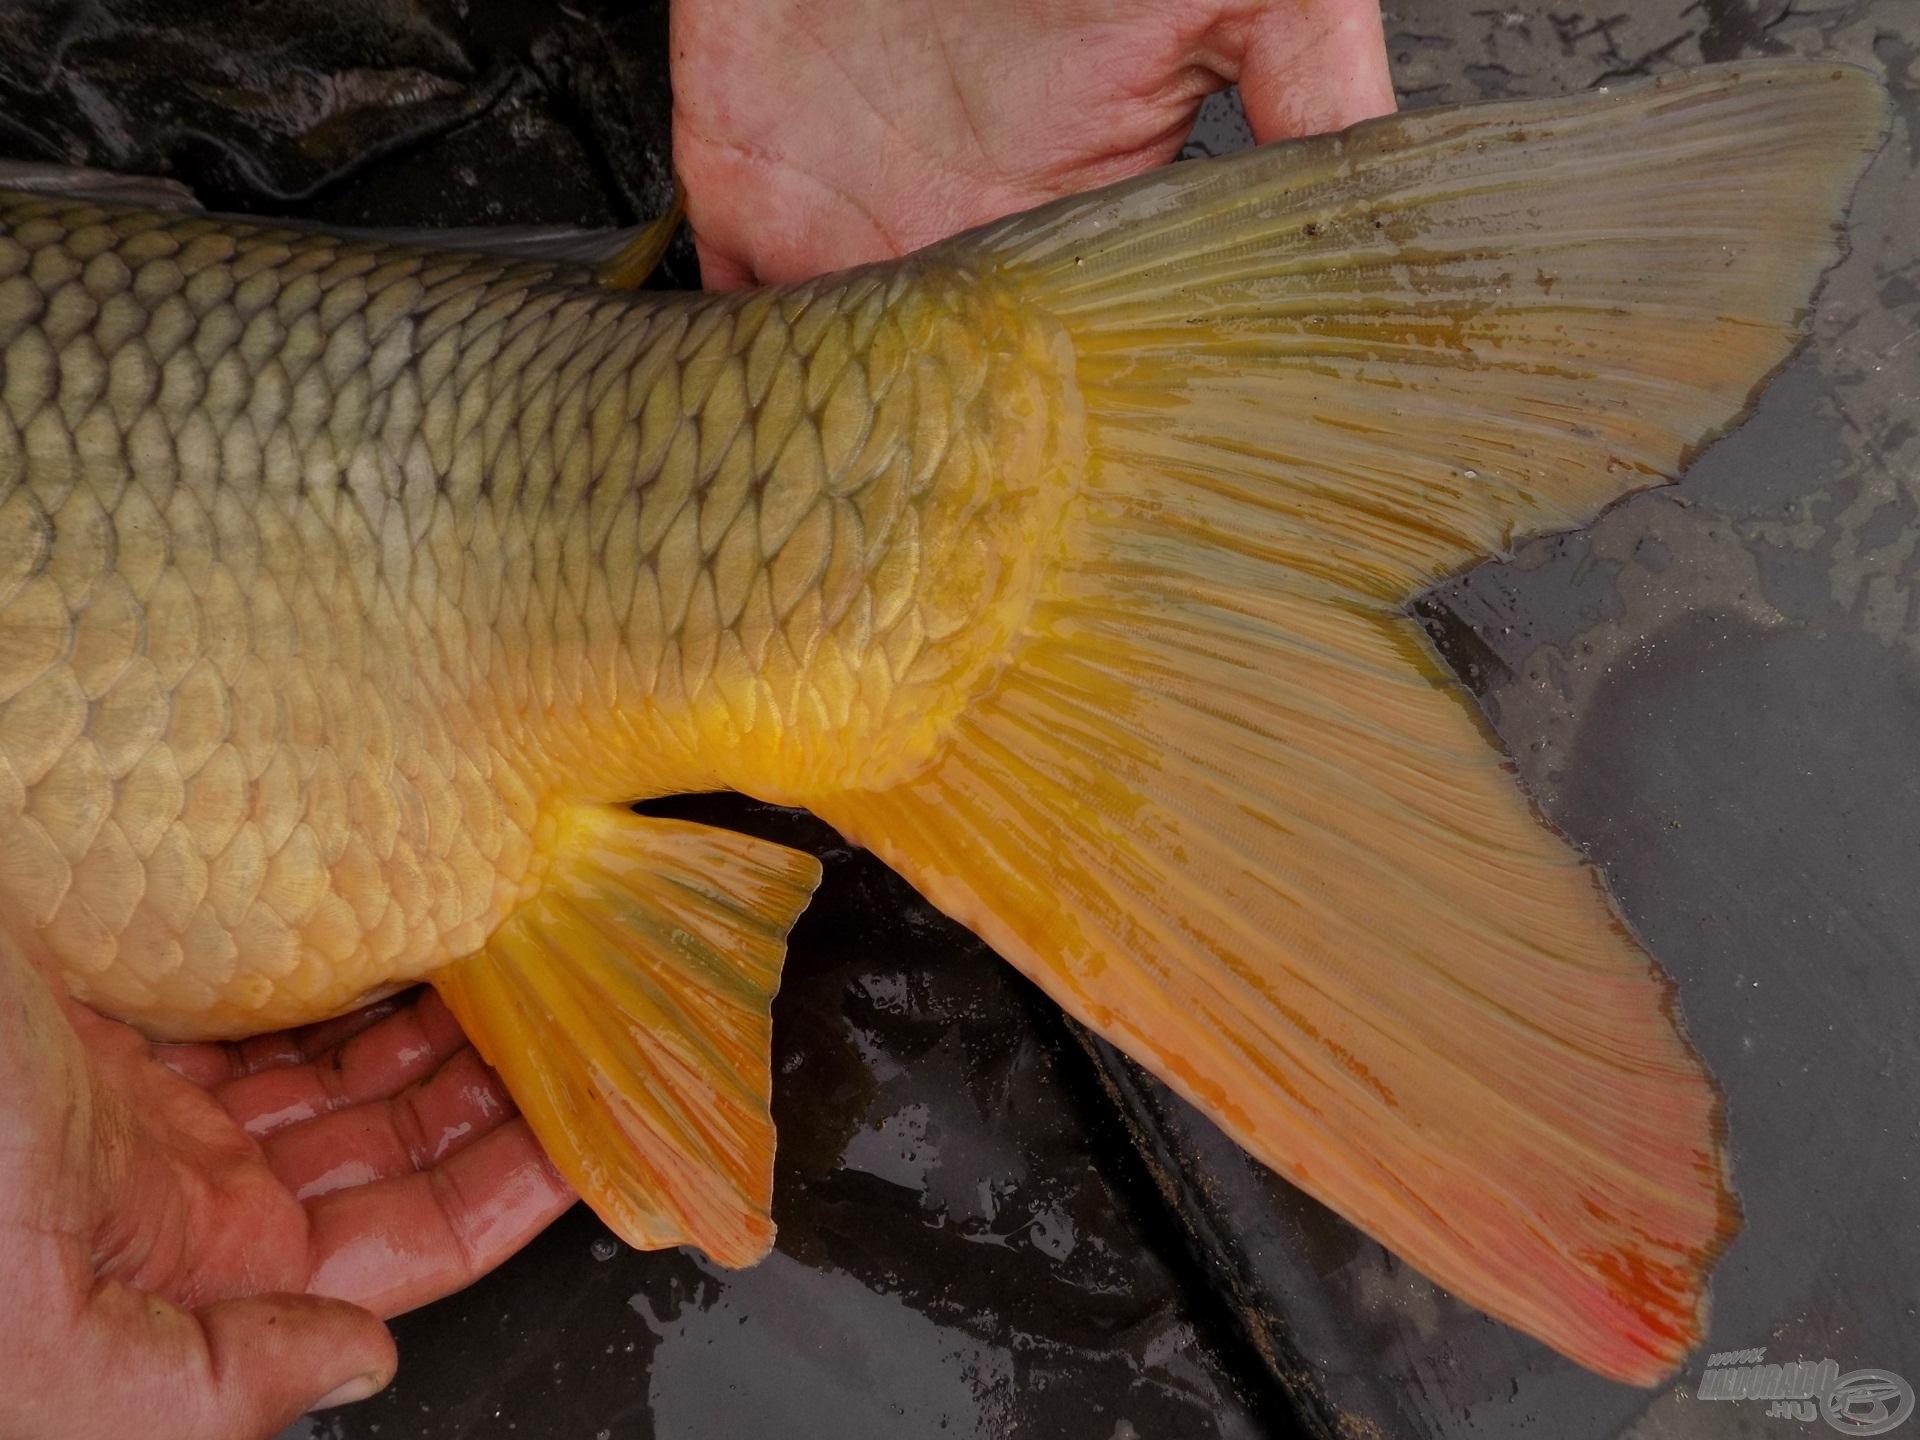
[818,63,1889,1382]
[818,601,1735,1385]
[0,160,201,211]
[955,60,1888,598]
[0,161,679,276]
[595,178,685,289]
[433,806,821,1267]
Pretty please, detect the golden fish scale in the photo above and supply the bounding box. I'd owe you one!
[0,193,1078,1039]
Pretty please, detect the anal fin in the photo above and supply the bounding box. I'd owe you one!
[433,806,821,1267]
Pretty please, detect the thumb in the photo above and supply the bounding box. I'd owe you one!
[691,228,757,291]
[192,1293,398,1428]
[71,1282,397,1440]
[1238,0,1397,143]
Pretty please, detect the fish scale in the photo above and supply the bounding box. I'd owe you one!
[0,191,1072,1039]
[0,63,1886,1381]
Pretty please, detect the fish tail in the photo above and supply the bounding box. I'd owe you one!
[814,63,1886,1382]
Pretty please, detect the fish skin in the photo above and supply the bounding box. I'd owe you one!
[0,193,1074,1039]
[0,61,1891,1384]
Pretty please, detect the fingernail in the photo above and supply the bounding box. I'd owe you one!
[311,1372,387,1411]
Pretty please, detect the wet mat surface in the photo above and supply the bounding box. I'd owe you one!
[2,1,1915,1436]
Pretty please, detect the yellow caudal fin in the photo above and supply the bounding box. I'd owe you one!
[816,64,1887,1383]
[434,807,820,1266]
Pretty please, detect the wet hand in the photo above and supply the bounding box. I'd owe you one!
[0,939,573,1440]
[673,0,1394,287]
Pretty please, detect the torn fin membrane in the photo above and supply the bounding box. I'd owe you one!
[821,63,1887,1383]
[434,806,821,1267]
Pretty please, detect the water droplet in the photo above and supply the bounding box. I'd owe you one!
[591,1236,619,1262]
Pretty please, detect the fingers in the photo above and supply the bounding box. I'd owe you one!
[0,929,88,1114]
[156,992,414,1091]
[263,1046,514,1201]
[239,995,413,1074]
[10,1280,395,1440]
[305,1117,574,1318]
[1238,0,1396,141]
[692,232,756,292]
[150,1041,247,1089]
[214,990,472,1139]
[185,1293,395,1436]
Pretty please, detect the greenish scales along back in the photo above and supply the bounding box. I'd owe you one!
[0,63,1891,1386]
[0,191,1072,1039]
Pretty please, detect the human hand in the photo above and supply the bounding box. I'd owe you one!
[671,0,1394,287]
[0,938,573,1440]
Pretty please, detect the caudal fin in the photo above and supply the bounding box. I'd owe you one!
[815,63,1887,1383]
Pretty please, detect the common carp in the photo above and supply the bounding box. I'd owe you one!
[0,63,1886,1383]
